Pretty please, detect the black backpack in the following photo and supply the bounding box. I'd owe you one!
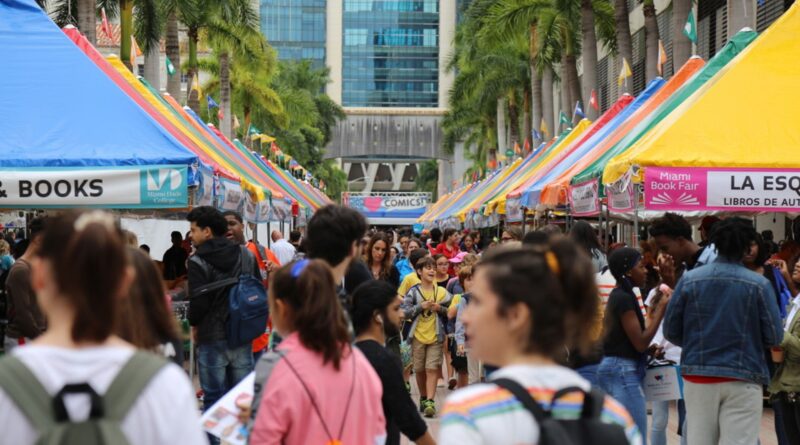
[493,378,629,445]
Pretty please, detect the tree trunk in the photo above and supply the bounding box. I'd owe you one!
[76,0,96,45]
[532,70,543,143]
[120,0,134,71]
[672,0,693,69]
[581,0,599,120]
[186,27,200,113]
[165,12,182,100]
[614,0,634,85]
[529,22,544,143]
[144,45,161,90]
[496,98,507,154]
[219,51,232,138]
[643,0,660,81]
[542,67,555,139]
[565,54,582,121]
[522,91,532,149]
[560,59,571,129]
[508,95,520,147]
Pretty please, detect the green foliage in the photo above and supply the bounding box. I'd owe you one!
[416,160,440,200]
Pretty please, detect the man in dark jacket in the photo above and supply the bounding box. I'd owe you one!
[187,206,261,413]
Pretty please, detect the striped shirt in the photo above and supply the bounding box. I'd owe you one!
[439,365,642,445]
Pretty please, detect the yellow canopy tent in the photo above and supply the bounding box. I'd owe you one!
[603,2,800,188]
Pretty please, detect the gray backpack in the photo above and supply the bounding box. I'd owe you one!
[0,351,167,445]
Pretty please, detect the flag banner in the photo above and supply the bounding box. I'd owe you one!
[0,166,188,208]
[130,36,142,67]
[657,40,667,75]
[559,111,570,127]
[165,57,175,76]
[207,95,219,108]
[573,100,585,120]
[100,8,113,40]
[644,167,800,212]
[684,10,697,43]
[618,58,633,86]
[590,89,599,110]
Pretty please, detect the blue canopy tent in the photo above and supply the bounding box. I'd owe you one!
[0,0,200,209]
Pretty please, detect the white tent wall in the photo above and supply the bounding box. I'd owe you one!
[121,218,189,260]
[755,213,787,242]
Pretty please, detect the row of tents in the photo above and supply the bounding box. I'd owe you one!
[0,0,330,223]
[420,1,800,229]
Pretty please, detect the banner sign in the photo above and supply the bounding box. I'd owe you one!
[645,167,800,211]
[0,166,188,209]
[343,192,431,219]
[569,179,600,216]
[607,169,636,212]
[217,177,243,212]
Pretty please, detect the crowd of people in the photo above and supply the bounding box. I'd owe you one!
[0,206,799,444]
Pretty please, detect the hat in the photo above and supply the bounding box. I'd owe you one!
[608,247,642,283]
[449,252,468,264]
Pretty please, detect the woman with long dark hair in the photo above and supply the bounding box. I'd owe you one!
[570,220,608,273]
[117,247,184,366]
[0,211,205,444]
[249,259,385,444]
[365,233,400,288]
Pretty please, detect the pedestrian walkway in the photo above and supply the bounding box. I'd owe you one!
[401,377,780,444]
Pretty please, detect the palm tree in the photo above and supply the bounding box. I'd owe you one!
[642,0,660,81]
[672,0,693,69]
[614,0,633,90]
[581,0,616,119]
[77,0,96,44]
[161,0,198,99]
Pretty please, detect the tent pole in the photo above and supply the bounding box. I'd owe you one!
[522,207,528,235]
[633,186,640,248]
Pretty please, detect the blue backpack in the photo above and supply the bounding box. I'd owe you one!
[195,247,268,348]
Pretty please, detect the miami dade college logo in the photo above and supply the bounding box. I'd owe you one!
[147,169,183,192]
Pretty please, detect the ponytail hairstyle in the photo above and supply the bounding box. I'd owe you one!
[36,211,128,343]
[270,259,350,370]
[476,239,598,357]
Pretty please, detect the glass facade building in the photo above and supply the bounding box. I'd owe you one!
[260,0,326,67]
[342,0,440,107]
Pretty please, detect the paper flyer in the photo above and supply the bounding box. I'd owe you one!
[200,372,254,445]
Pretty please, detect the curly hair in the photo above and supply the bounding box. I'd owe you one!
[648,212,693,240]
[710,217,757,261]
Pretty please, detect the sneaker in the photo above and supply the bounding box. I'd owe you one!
[423,399,436,418]
[419,397,427,413]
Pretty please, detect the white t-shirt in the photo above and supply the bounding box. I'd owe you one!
[270,239,296,266]
[0,345,207,445]
[645,289,682,364]
[597,270,646,316]
[439,364,643,445]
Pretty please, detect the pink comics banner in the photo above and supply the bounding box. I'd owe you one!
[645,167,800,212]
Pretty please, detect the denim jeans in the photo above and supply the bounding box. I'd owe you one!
[198,341,254,411]
[575,363,600,387]
[598,356,647,445]
[650,400,687,445]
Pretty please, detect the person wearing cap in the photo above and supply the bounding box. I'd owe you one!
[597,247,671,443]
